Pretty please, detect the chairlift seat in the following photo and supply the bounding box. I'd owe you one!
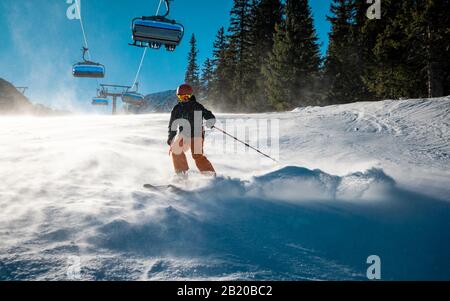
[92,98,109,106]
[122,92,145,106]
[73,62,105,78]
[131,17,184,49]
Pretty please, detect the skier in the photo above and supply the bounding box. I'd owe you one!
[167,84,216,176]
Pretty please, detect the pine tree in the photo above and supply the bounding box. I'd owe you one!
[200,58,214,100]
[227,0,254,111]
[209,27,234,111]
[348,0,378,102]
[262,23,292,110]
[325,0,366,104]
[262,0,321,110]
[357,0,392,100]
[363,0,450,99]
[365,0,422,99]
[405,0,450,97]
[185,34,201,94]
[212,27,227,68]
[245,0,283,111]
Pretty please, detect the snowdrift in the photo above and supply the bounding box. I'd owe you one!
[1,166,449,280]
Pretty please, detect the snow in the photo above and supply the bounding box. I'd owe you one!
[0,97,449,280]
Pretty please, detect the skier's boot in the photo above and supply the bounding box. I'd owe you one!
[172,171,189,184]
[201,171,217,178]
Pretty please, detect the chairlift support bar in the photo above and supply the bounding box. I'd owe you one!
[97,84,132,115]
[15,87,29,95]
[160,0,170,18]
[100,84,132,90]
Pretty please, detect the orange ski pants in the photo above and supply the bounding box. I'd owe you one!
[170,135,215,174]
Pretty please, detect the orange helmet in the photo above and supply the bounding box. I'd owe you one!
[176,84,194,96]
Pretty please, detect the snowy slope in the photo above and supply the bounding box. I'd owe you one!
[289,97,450,199]
[0,97,449,280]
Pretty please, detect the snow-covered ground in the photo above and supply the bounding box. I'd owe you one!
[0,97,449,280]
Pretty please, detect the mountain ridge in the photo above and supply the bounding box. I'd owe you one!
[0,78,67,115]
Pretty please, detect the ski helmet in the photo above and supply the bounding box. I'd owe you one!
[177,84,193,96]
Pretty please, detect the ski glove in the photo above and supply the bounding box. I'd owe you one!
[205,118,216,129]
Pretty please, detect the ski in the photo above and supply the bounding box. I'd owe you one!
[143,184,186,193]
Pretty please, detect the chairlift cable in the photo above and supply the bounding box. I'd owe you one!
[76,0,91,61]
[156,0,164,16]
[131,47,147,90]
[161,0,170,18]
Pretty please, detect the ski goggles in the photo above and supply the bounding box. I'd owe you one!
[177,94,192,101]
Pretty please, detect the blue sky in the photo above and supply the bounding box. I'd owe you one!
[0,0,332,112]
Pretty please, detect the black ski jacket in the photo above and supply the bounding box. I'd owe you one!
[168,96,216,144]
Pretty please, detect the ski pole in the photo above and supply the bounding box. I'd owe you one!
[212,126,279,163]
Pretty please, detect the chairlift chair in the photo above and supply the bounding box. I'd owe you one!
[73,47,105,78]
[122,91,145,106]
[92,98,109,106]
[130,0,184,51]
